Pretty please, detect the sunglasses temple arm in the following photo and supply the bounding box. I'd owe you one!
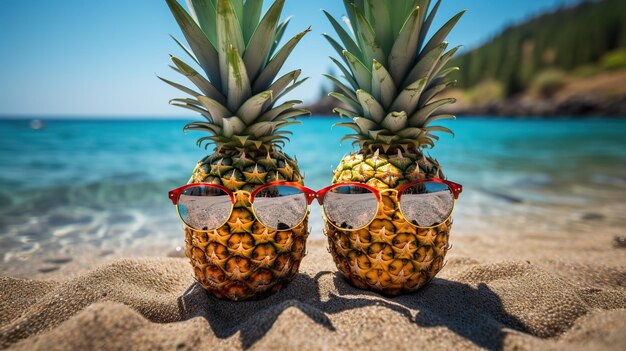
[168,191,178,205]
[453,184,462,198]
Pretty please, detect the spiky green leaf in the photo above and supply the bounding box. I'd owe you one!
[416,0,431,26]
[258,100,299,121]
[342,0,360,37]
[236,91,273,124]
[417,0,441,51]
[323,34,350,67]
[275,77,309,102]
[330,92,361,112]
[216,0,245,91]
[169,98,203,110]
[243,0,263,43]
[364,0,393,55]
[226,45,251,111]
[371,60,396,109]
[253,27,310,93]
[334,107,358,118]
[170,34,199,65]
[185,0,217,47]
[170,101,211,120]
[353,4,385,66]
[424,125,454,136]
[403,42,448,88]
[166,0,221,87]
[184,121,222,134]
[389,6,421,83]
[245,121,275,137]
[430,46,461,78]
[222,116,246,137]
[270,17,291,56]
[433,67,459,83]
[329,56,359,90]
[323,74,357,100]
[273,108,310,121]
[424,114,455,126]
[381,111,408,132]
[171,55,226,104]
[409,98,456,127]
[389,0,416,36]
[419,80,456,106]
[157,75,201,98]
[356,89,385,123]
[231,0,244,29]
[421,10,465,55]
[333,122,362,133]
[390,77,428,114]
[322,10,363,60]
[397,127,424,139]
[243,0,285,81]
[354,117,378,132]
[343,50,372,91]
[197,95,230,126]
[267,69,301,99]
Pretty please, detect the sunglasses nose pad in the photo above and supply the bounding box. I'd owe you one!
[311,193,322,205]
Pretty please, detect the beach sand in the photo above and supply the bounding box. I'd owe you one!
[1,226,625,351]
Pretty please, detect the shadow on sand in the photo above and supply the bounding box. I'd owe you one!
[177,271,530,350]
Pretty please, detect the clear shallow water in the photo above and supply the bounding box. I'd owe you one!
[1,117,625,275]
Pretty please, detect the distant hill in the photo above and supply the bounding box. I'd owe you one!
[453,0,626,96]
[307,0,626,116]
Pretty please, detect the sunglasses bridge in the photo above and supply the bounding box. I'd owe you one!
[377,188,401,199]
[233,190,252,199]
[231,190,318,205]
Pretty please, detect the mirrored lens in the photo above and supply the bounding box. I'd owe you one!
[253,186,308,230]
[323,185,378,230]
[399,182,454,227]
[177,186,232,231]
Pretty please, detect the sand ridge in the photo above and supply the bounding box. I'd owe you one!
[1,238,625,351]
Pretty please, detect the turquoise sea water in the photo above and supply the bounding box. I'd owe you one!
[1,117,625,275]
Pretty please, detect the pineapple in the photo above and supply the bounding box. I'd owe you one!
[162,0,311,300]
[323,0,464,295]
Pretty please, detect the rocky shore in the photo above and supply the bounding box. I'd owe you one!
[305,94,626,117]
[444,94,626,117]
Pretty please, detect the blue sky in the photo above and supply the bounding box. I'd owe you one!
[0,0,579,117]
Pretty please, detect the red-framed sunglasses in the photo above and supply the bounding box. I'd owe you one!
[168,178,462,232]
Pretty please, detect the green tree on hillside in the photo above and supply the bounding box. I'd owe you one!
[452,0,626,96]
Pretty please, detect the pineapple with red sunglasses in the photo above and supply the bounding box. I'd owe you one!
[163,0,310,300]
[322,0,465,295]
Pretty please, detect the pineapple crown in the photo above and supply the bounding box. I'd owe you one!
[161,0,311,152]
[323,0,465,152]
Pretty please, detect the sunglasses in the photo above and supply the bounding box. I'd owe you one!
[168,178,462,232]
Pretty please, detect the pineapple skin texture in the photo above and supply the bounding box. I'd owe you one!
[324,151,451,296]
[185,150,308,300]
